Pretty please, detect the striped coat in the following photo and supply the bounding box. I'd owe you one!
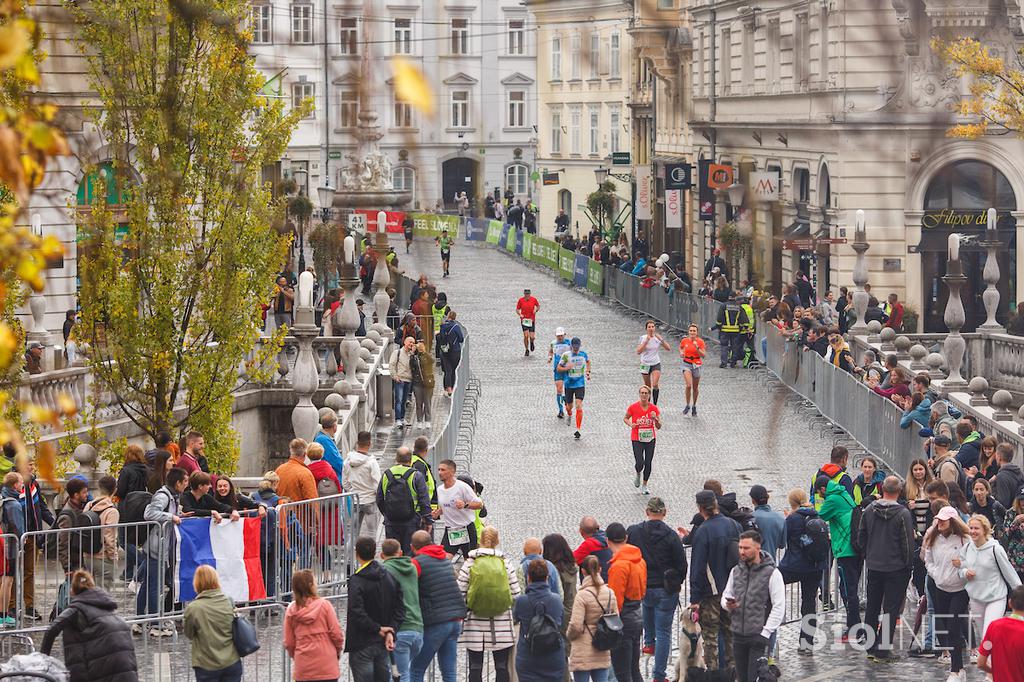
[457,548,522,651]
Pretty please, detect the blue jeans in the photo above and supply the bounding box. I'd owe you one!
[394,381,412,420]
[641,587,678,679]
[193,660,242,682]
[410,619,461,682]
[350,642,390,682]
[394,630,424,682]
[573,670,609,682]
[135,553,163,616]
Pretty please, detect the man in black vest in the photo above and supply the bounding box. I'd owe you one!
[409,530,467,682]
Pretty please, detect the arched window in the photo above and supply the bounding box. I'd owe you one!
[392,167,415,194]
[506,164,528,195]
[558,189,572,220]
[924,160,1016,210]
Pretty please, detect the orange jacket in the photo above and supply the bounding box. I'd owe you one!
[607,544,647,610]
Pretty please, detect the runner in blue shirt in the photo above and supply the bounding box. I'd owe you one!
[556,337,591,439]
[548,327,572,419]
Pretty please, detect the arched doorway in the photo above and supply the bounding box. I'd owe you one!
[920,160,1017,332]
[558,189,572,224]
[441,158,478,210]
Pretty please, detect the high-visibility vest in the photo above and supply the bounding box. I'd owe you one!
[721,306,741,333]
[431,304,449,332]
[740,304,755,333]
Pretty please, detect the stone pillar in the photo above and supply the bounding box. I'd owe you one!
[942,233,969,390]
[27,214,52,371]
[372,211,394,343]
[850,209,870,335]
[336,235,363,395]
[979,207,1003,332]
[290,271,320,441]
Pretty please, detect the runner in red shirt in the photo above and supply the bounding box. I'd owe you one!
[980,585,1024,681]
[623,386,662,496]
[516,288,540,357]
[678,323,707,417]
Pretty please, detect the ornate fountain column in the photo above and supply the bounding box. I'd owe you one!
[290,271,321,440]
[942,233,969,391]
[850,209,870,335]
[978,207,1003,332]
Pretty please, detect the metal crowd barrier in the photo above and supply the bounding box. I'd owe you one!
[272,492,358,601]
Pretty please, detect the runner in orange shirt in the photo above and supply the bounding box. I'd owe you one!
[678,323,707,416]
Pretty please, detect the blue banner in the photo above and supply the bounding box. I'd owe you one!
[573,253,589,288]
[499,223,512,250]
[515,229,524,256]
[465,218,489,241]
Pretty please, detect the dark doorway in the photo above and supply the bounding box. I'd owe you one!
[442,158,479,210]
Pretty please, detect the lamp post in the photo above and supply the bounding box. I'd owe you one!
[293,168,309,272]
[594,165,634,246]
[317,184,336,224]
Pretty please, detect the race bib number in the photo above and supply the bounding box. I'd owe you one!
[522,318,533,328]
[639,363,649,373]
[638,428,655,443]
[569,364,584,378]
[447,526,470,546]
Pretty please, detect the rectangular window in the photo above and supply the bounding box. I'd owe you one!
[551,109,561,154]
[291,4,313,44]
[508,20,524,55]
[340,18,358,55]
[451,90,469,127]
[570,34,581,80]
[394,96,413,128]
[551,37,561,80]
[508,91,525,128]
[292,81,314,118]
[588,105,599,154]
[339,90,358,127]
[589,33,600,78]
[569,106,581,154]
[251,5,272,44]
[658,0,675,8]
[609,106,620,153]
[394,18,411,55]
[451,18,469,55]
[609,33,620,79]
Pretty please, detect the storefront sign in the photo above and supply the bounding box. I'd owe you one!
[707,163,734,190]
[635,165,652,220]
[665,163,692,190]
[698,159,714,220]
[542,172,560,186]
[612,152,631,166]
[750,171,780,202]
[921,209,1014,230]
[665,190,683,229]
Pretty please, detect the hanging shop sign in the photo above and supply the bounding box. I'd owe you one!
[635,165,652,220]
[698,159,714,221]
[707,163,734,190]
[665,190,683,229]
[749,171,781,202]
[665,163,692,190]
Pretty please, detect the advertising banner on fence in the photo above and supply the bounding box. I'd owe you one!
[515,229,524,256]
[531,237,560,271]
[411,213,460,237]
[522,233,534,262]
[505,225,517,252]
[573,253,589,288]
[465,218,490,241]
[587,260,604,295]
[559,248,575,281]
[354,210,406,233]
[486,220,503,244]
[499,222,512,249]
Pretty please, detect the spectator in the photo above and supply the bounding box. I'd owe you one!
[381,539,423,682]
[314,411,345,481]
[922,504,970,681]
[567,555,618,681]
[306,441,341,497]
[749,485,785,558]
[824,332,856,373]
[56,477,91,574]
[954,421,983,471]
[0,471,24,627]
[970,478,1006,533]
[178,430,208,475]
[815,475,861,640]
[971,436,1000,482]
[284,569,345,682]
[24,341,43,374]
[513,559,566,682]
[117,444,151,500]
[212,477,266,517]
[40,569,137,682]
[605,522,645,682]
[960,514,1022,650]
[16,455,54,622]
[457,526,520,682]
[343,430,383,540]
[885,293,905,330]
[84,475,121,592]
[346,537,404,682]
[810,445,855,507]
[857,476,916,662]
[137,467,187,636]
[721,531,785,682]
[376,447,432,556]
[147,450,173,494]
[978,585,1024,679]
[411,340,436,429]
[899,392,933,429]
[391,336,416,428]
[853,456,885,505]
[184,565,241,681]
[410,530,467,682]
[180,471,239,523]
[253,471,281,507]
[540,533,575,643]
[520,537,562,597]
[276,438,318,504]
[573,516,612,580]
[992,443,1023,509]
[778,489,827,653]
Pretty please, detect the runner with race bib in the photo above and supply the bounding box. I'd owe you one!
[624,386,662,495]
[548,327,572,419]
[557,337,591,440]
[516,288,540,357]
[435,229,454,278]
[636,319,670,405]
[678,323,707,416]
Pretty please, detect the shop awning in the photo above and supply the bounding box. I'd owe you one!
[783,217,810,237]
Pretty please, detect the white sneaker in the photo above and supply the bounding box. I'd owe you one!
[423,421,431,428]
[131,623,144,636]
[395,418,404,427]
[641,485,650,495]
[945,672,965,682]
[127,580,139,594]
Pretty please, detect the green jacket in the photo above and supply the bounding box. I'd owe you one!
[382,556,424,632]
[183,589,239,671]
[817,480,857,559]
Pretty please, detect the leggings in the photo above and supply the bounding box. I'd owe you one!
[631,440,656,481]
[932,587,968,674]
[468,647,511,682]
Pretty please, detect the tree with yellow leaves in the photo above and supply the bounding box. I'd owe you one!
[933,37,1024,138]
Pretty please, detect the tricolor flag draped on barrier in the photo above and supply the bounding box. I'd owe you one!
[176,517,267,603]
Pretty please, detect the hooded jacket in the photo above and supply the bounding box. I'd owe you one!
[115,461,150,502]
[626,518,688,592]
[573,530,612,581]
[689,513,741,604]
[607,544,647,611]
[415,544,467,625]
[40,588,137,682]
[810,463,854,508]
[993,464,1024,509]
[817,480,857,559]
[778,506,828,577]
[857,498,915,572]
[284,597,344,681]
[382,555,423,632]
[308,459,341,496]
[567,575,618,672]
[900,395,933,429]
[343,449,383,505]
[922,530,968,593]
[853,470,886,505]
[0,485,25,541]
[84,495,120,561]
[959,537,1022,602]
[955,431,983,470]
[345,560,406,653]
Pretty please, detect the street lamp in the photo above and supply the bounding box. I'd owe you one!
[317,184,336,223]
[726,183,745,207]
[292,168,309,271]
[594,166,609,185]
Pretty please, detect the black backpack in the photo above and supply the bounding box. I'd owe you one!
[57,508,103,556]
[800,517,830,563]
[525,602,562,655]
[382,469,416,522]
[850,500,870,556]
[119,490,153,547]
[728,506,760,533]
[586,588,623,651]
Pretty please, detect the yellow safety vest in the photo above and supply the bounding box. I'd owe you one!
[740,304,755,333]
[721,307,741,333]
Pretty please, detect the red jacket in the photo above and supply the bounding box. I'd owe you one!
[308,460,341,495]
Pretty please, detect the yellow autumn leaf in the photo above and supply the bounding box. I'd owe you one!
[56,392,78,416]
[15,252,43,291]
[40,234,64,259]
[0,22,30,71]
[392,57,435,117]
[23,403,57,426]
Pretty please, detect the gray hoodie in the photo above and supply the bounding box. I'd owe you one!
[342,449,382,505]
[857,498,915,572]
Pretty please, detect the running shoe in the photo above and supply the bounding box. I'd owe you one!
[641,485,650,495]
[682,405,691,415]
[530,339,535,351]
[634,472,641,488]
[641,646,655,656]
[525,349,529,357]
[691,406,698,416]
[557,411,564,419]
[574,430,581,439]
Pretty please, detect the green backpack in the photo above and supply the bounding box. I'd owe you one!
[466,553,513,618]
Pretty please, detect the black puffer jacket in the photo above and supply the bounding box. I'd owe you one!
[626,519,688,591]
[40,588,138,682]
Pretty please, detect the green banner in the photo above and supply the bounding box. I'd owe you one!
[411,213,460,237]
[529,237,560,271]
[485,220,502,244]
[504,225,517,252]
[587,260,604,295]
[522,233,534,262]
[558,248,575,281]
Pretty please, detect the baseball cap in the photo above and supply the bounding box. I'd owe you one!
[935,506,959,522]
[555,327,566,336]
[356,299,365,306]
[524,288,531,294]
[814,475,832,491]
[749,485,769,502]
[646,496,667,514]
[570,337,582,347]
[934,435,953,447]
[695,490,716,508]
[606,522,627,543]
[28,341,42,350]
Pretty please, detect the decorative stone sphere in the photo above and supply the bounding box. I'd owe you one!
[909,344,928,363]
[370,323,390,336]
[366,329,383,344]
[358,347,373,362]
[879,327,896,343]
[925,352,945,371]
[968,376,990,394]
[360,339,378,352]
[894,336,911,353]
[333,379,351,395]
[1017,403,1024,420]
[993,390,1013,410]
[324,393,347,411]
[357,358,369,372]
[73,443,97,466]
[866,320,883,334]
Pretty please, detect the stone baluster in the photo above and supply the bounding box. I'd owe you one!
[1017,405,1024,435]
[992,390,1013,421]
[850,209,870,334]
[336,235,363,397]
[942,233,969,390]
[979,207,1003,332]
[290,271,320,441]
[968,376,989,407]
[371,211,394,344]
[925,352,946,380]
[894,336,911,360]
[879,326,896,351]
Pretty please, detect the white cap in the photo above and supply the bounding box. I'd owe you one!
[555,327,566,336]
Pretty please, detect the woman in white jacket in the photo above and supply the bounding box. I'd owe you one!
[922,505,969,682]
[956,514,1022,649]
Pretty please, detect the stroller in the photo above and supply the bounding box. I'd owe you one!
[0,651,69,682]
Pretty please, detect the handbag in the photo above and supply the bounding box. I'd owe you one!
[586,587,623,651]
[232,613,260,657]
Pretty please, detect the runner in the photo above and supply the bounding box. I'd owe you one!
[549,327,572,419]
[516,288,540,357]
[678,323,706,416]
[402,214,415,254]
[435,229,454,278]
[624,386,662,495]
[636,320,670,405]
[557,337,591,439]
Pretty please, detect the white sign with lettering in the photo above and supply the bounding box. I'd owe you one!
[635,165,652,220]
[665,190,682,229]
[750,171,780,202]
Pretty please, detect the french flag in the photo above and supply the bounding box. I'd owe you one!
[176,517,267,603]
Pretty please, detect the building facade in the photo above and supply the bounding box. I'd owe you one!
[528,0,634,239]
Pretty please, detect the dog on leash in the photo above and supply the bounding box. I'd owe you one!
[676,604,740,682]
